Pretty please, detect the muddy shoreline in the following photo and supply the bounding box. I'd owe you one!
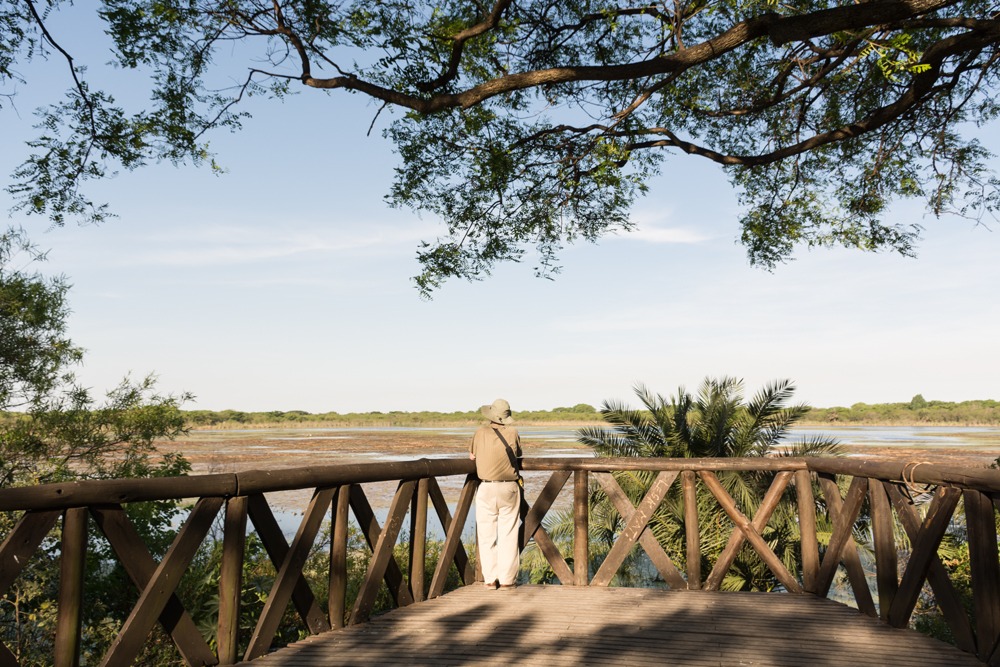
[153,426,998,516]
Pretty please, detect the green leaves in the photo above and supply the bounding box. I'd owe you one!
[857,33,932,83]
[6,0,1000,292]
[0,229,80,414]
[577,376,840,590]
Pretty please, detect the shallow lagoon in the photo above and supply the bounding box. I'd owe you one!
[158,424,999,538]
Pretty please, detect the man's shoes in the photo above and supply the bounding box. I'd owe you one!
[483,581,498,590]
[498,583,516,590]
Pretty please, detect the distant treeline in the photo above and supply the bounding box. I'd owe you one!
[183,403,603,428]
[802,395,1000,425]
[182,395,1000,428]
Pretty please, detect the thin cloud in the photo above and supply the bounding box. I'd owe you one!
[550,310,705,333]
[627,226,710,243]
[122,221,439,266]
[607,208,712,244]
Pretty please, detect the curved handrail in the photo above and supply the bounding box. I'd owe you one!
[0,455,997,666]
[3,455,997,511]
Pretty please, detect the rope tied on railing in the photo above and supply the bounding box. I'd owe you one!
[901,460,940,502]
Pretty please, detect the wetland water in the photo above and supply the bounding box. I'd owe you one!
[156,424,999,538]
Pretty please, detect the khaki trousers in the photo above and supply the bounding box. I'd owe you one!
[475,481,521,586]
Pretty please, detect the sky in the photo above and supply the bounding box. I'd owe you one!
[2,10,999,414]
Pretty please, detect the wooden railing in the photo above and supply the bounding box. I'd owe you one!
[1,456,998,666]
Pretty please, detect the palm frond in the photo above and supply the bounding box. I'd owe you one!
[576,376,845,592]
[776,435,842,458]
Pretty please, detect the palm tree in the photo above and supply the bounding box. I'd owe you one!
[572,377,840,591]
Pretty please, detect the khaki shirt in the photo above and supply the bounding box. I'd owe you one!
[469,424,522,481]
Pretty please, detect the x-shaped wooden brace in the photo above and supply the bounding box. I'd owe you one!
[881,484,969,636]
[591,470,686,588]
[243,489,334,660]
[349,480,417,625]
[427,475,476,598]
[97,497,223,667]
[520,470,575,585]
[815,474,877,616]
[0,509,62,666]
[353,476,482,620]
[701,470,802,593]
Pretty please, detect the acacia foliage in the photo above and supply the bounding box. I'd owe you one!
[0,229,79,414]
[0,230,195,662]
[0,229,191,487]
[5,0,1000,293]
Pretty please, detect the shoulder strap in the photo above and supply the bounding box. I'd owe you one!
[491,427,521,473]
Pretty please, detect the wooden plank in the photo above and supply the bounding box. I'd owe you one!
[245,487,335,660]
[0,510,61,595]
[885,481,977,654]
[329,485,351,629]
[804,457,1000,494]
[409,478,429,602]
[888,485,962,628]
[574,470,589,586]
[794,469,819,594]
[869,479,898,621]
[217,496,248,666]
[244,587,985,667]
[236,459,474,497]
[0,475,238,512]
[525,457,807,473]
[681,470,700,590]
[350,480,416,624]
[965,488,1000,661]
[428,475,477,598]
[246,492,329,634]
[88,505,216,667]
[100,497,223,667]
[815,474,877,616]
[592,471,686,589]
[700,471,801,593]
[54,508,87,667]
[591,471,680,587]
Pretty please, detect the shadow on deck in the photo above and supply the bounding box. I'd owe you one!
[241,586,983,666]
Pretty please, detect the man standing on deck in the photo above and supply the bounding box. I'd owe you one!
[469,398,522,590]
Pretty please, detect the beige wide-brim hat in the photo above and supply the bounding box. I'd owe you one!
[480,398,514,425]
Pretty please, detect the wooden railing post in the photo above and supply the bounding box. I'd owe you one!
[574,469,589,586]
[218,496,248,665]
[681,470,700,590]
[410,478,429,601]
[964,488,1000,661]
[329,484,351,629]
[869,479,898,621]
[794,469,819,594]
[54,508,87,667]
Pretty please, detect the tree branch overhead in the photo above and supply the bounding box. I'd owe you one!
[5,0,1000,293]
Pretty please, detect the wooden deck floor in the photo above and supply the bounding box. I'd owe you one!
[242,586,984,666]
